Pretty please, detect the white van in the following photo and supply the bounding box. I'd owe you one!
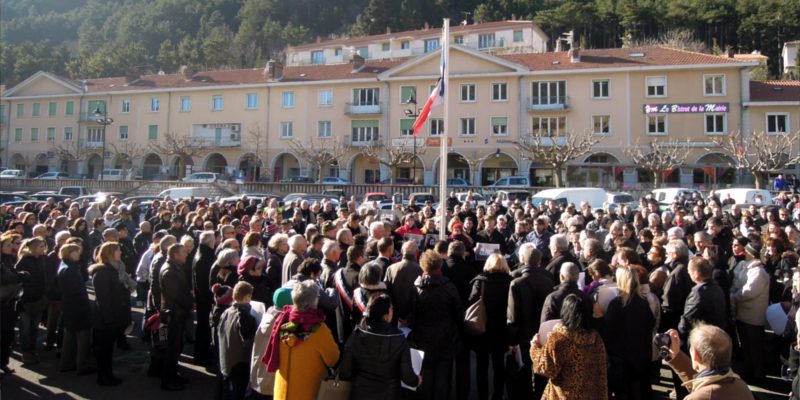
[99,169,124,181]
[650,188,703,206]
[158,187,211,200]
[713,188,772,205]
[531,187,608,209]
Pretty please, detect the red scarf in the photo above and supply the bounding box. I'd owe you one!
[261,305,326,372]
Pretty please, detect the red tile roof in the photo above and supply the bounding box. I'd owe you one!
[290,20,535,50]
[500,46,751,71]
[750,81,800,102]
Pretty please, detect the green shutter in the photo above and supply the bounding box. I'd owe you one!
[351,120,379,128]
[32,103,40,117]
[16,104,24,117]
[148,125,158,140]
[65,101,74,115]
[31,128,39,141]
[15,128,22,142]
[400,119,415,130]
[491,117,507,126]
[48,102,57,116]
[47,127,55,141]
[400,86,416,103]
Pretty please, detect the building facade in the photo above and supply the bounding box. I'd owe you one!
[2,24,799,188]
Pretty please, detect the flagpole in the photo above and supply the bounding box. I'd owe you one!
[439,18,449,241]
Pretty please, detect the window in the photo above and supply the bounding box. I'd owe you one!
[32,103,40,117]
[30,128,39,142]
[119,125,129,140]
[48,102,57,117]
[400,86,416,104]
[180,96,191,112]
[704,74,726,96]
[150,97,160,112]
[478,33,496,49]
[87,128,103,143]
[704,113,726,135]
[646,76,666,97]
[430,118,443,136]
[491,117,508,136]
[16,104,24,117]
[592,115,611,135]
[63,127,73,141]
[424,39,440,53]
[460,118,476,135]
[531,81,567,105]
[212,95,224,111]
[767,113,789,135]
[318,121,331,137]
[47,127,55,142]
[65,101,74,116]
[592,79,610,99]
[246,93,258,109]
[531,116,567,137]
[311,50,324,65]
[318,89,333,106]
[400,119,415,136]
[460,84,476,102]
[492,83,507,101]
[335,48,342,56]
[513,30,523,42]
[148,125,158,140]
[352,88,380,106]
[351,120,379,143]
[647,115,667,135]
[454,36,464,44]
[355,47,369,58]
[381,42,390,51]
[280,122,293,138]
[14,128,22,143]
[282,91,295,108]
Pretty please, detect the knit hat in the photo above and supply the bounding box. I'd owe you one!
[745,243,761,257]
[237,255,259,276]
[272,287,293,308]
[212,283,233,306]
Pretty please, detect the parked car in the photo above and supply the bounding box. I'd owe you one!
[28,194,73,202]
[447,178,470,187]
[282,193,309,204]
[606,192,636,207]
[304,195,340,208]
[489,176,530,188]
[408,192,435,205]
[158,187,212,200]
[531,187,608,209]
[494,190,532,208]
[0,192,30,204]
[59,186,93,198]
[280,176,314,183]
[98,169,125,181]
[183,172,220,183]
[35,172,70,180]
[321,189,346,199]
[650,188,703,207]
[318,176,348,185]
[456,192,487,207]
[0,169,25,179]
[713,188,772,205]
[363,192,389,203]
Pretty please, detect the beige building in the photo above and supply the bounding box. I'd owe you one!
[3,29,798,188]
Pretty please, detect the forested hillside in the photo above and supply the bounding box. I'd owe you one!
[1,0,798,85]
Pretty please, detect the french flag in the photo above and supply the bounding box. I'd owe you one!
[412,45,446,136]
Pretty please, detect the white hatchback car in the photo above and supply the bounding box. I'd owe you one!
[183,172,220,183]
[0,169,24,179]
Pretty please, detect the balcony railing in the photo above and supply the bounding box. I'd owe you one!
[345,102,382,115]
[528,96,570,111]
[82,140,104,148]
[79,112,104,123]
[187,135,241,148]
[349,136,380,147]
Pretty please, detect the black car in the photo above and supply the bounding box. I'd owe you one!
[0,192,30,204]
[280,176,315,183]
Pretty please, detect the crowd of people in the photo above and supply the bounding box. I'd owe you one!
[2,188,800,399]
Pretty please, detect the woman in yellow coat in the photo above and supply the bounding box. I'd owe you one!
[262,280,339,400]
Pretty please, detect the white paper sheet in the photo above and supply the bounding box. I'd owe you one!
[401,349,425,391]
[538,319,561,345]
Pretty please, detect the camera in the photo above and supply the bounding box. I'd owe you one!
[655,332,671,359]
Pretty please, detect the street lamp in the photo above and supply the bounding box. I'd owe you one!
[404,95,421,183]
[93,106,113,181]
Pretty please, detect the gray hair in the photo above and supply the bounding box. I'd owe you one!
[55,230,71,244]
[448,240,466,257]
[217,248,239,267]
[667,227,685,240]
[268,233,289,250]
[583,238,601,257]
[288,234,307,250]
[560,262,579,282]
[369,221,385,236]
[219,224,234,235]
[180,235,195,246]
[550,234,569,253]
[322,239,339,257]
[160,235,177,252]
[199,231,215,246]
[292,280,320,311]
[666,239,689,258]
[518,243,536,265]
[688,323,732,370]
[401,241,418,257]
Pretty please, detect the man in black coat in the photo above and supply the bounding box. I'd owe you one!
[159,243,193,391]
[443,240,476,400]
[544,234,579,284]
[476,215,508,255]
[661,241,694,331]
[508,244,554,400]
[678,257,726,341]
[191,231,216,364]
[540,262,591,323]
[384,242,422,323]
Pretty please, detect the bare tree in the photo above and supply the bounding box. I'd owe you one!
[243,123,269,181]
[361,138,425,184]
[623,140,689,188]
[148,131,209,178]
[515,131,600,187]
[287,136,351,182]
[52,141,99,174]
[707,130,800,189]
[109,141,147,171]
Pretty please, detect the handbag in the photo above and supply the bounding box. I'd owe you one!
[316,369,351,400]
[463,282,487,336]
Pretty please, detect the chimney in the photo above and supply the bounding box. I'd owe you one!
[423,22,429,30]
[124,69,139,84]
[316,36,322,43]
[569,47,581,63]
[727,47,735,58]
[386,26,391,34]
[511,14,517,21]
[351,54,365,72]
[180,65,195,81]
[267,60,283,81]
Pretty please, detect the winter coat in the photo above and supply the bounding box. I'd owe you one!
[250,306,282,395]
[217,303,257,377]
[160,260,194,321]
[530,325,608,400]
[44,248,62,301]
[678,279,727,340]
[408,274,463,361]
[508,265,555,346]
[193,244,215,303]
[604,295,656,381]
[666,351,754,400]
[544,253,580,285]
[90,263,131,330]
[541,281,592,323]
[383,256,422,321]
[281,250,304,285]
[273,323,339,400]
[732,260,769,326]
[340,322,420,400]
[467,271,513,352]
[15,254,47,304]
[240,273,273,306]
[661,257,694,330]
[57,260,92,330]
[265,251,284,291]
[443,255,477,306]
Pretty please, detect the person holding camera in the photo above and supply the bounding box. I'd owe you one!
[659,324,753,400]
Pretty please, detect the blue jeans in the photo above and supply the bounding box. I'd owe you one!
[19,310,44,352]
